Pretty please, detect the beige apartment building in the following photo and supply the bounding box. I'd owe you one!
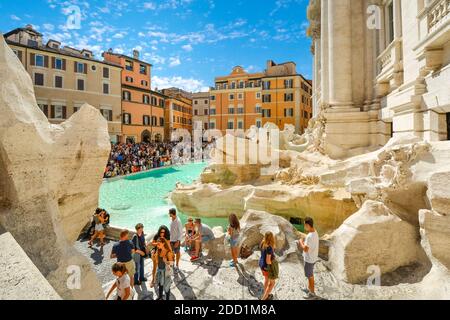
[4,25,122,142]
[192,92,210,131]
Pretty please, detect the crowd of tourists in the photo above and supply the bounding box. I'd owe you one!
[103,141,214,178]
[87,207,320,301]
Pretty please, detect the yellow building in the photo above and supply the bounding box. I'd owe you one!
[4,25,122,142]
[162,88,193,141]
[211,60,313,134]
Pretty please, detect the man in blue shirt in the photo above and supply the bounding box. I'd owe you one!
[111,229,136,287]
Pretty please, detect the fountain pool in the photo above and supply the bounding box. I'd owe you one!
[99,162,228,233]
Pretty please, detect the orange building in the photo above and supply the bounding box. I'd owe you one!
[162,88,193,141]
[103,49,165,143]
[210,60,312,134]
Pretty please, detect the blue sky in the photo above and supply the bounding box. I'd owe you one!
[1,0,312,92]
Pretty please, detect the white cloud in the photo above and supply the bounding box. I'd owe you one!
[143,2,156,10]
[169,57,181,67]
[43,23,55,31]
[152,75,209,92]
[10,15,21,21]
[182,44,193,52]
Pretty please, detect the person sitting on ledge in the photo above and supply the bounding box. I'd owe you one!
[184,217,195,252]
[190,218,215,262]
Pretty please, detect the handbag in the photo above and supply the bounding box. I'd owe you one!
[268,256,279,279]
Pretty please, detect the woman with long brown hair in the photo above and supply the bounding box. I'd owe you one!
[155,235,174,300]
[259,231,279,300]
[227,213,241,268]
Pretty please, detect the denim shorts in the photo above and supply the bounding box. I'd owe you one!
[230,237,239,248]
[304,262,315,278]
[170,241,180,254]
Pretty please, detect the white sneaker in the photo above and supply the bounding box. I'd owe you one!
[303,292,316,300]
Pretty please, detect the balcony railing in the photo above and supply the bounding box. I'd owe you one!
[428,0,450,31]
[376,39,402,81]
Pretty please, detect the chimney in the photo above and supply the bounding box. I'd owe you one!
[133,50,139,60]
[266,60,275,69]
[25,24,34,30]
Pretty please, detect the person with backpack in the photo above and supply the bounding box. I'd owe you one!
[259,231,279,300]
[111,230,136,287]
[132,223,148,286]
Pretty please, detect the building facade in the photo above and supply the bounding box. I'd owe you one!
[210,61,312,134]
[162,88,193,141]
[192,92,210,131]
[103,50,165,143]
[5,25,123,142]
[307,0,450,157]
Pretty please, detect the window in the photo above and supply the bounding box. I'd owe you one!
[125,60,133,71]
[54,58,63,70]
[255,105,262,113]
[143,95,150,104]
[303,110,309,119]
[284,108,294,117]
[54,105,64,119]
[262,94,271,103]
[194,109,199,116]
[123,91,131,101]
[101,109,112,121]
[151,116,158,126]
[35,73,44,86]
[262,109,271,118]
[237,121,244,129]
[160,117,164,127]
[100,83,108,94]
[262,81,271,90]
[237,107,244,114]
[228,107,235,114]
[227,121,234,130]
[256,120,262,128]
[209,122,216,129]
[256,92,261,99]
[159,99,164,108]
[77,79,85,91]
[210,109,216,115]
[73,106,79,113]
[204,100,208,104]
[143,115,150,126]
[75,62,84,73]
[238,81,244,89]
[123,113,131,124]
[194,100,199,105]
[125,76,133,83]
[35,55,44,67]
[387,1,394,44]
[140,64,147,74]
[229,94,235,100]
[55,76,63,88]
[141,80,148,86]
[211,95,216,101]
[238,93,244,100]
[285,93,294,102]
[284,79,294,88]
[231,82,236,89]
[204,109,209,116]
[103,67,109,79]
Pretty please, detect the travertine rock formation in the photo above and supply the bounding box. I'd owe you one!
[0,35,109,299]
[0,232,61,300]
[328,201,429,284]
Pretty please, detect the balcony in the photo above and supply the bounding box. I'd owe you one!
[376,39,403,91]
[415,0,449,72]
[428,0,450,32]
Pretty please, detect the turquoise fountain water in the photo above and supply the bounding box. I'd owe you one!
[99,162,228,233]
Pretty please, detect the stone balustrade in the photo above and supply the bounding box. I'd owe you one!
[428,0,450,31]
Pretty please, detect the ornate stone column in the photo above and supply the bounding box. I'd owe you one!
[328,0,354,110]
